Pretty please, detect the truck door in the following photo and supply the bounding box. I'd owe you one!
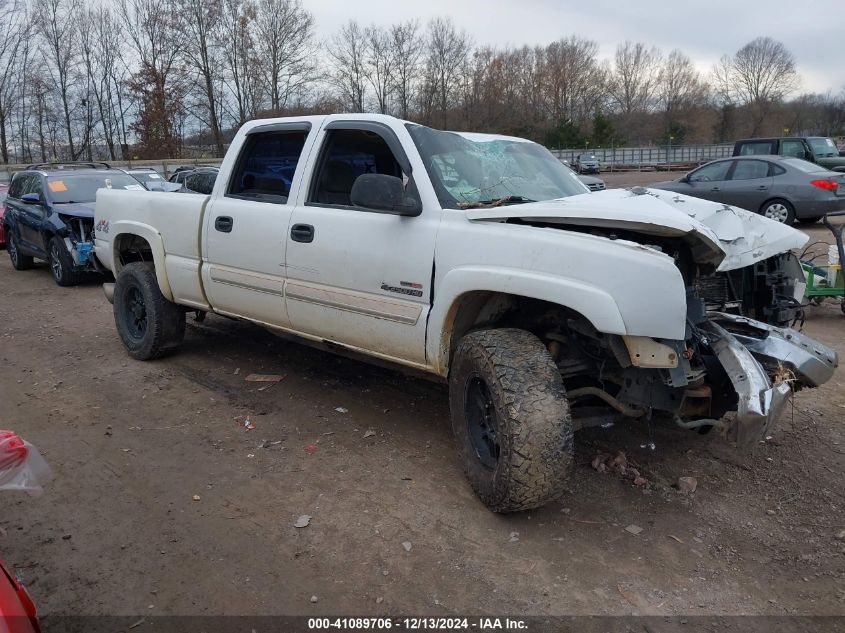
[718,159,774,212]
[202,122,316,327]
[284,121,440,367]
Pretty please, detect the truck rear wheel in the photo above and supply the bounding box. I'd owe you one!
[448,328,574,512]
[113,262,185,360]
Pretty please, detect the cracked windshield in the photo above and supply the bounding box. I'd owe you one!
[408,125,587,208]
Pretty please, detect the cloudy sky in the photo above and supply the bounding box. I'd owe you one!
[307,0,845,95]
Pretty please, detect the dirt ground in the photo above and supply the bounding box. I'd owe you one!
[1,175,844,620]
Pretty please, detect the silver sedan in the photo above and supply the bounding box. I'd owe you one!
[649,155,845,224]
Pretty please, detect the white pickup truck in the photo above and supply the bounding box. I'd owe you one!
[94,114,838,512]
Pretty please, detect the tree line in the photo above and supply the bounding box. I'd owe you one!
[0,0,843,163]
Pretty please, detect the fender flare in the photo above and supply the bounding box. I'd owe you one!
[109,220,174,301]
[426,266,629,375]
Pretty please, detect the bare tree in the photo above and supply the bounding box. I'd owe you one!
[253,0,315,112]
[389,19,423,119]
[326,20,368,112]
[610,41,662,116]
[179,0,225,155]
[34,0,83,159]
[712,37,799,135]
[364,25,394,114]
[118,0,185,157]
[0,0,30,162]
[657,49,709,138]
[540,36,607,125]
[423,16,471,126]
[218,0,261,125]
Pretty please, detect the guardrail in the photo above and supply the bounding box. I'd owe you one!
[551,143,734,171]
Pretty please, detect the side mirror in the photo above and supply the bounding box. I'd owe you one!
[21,192,42,204]
[350,174,421,217]
[680,174,691,184]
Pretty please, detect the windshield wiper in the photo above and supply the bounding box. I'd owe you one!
[457,195,536,209]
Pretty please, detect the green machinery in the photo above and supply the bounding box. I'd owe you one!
[801,210,845,316]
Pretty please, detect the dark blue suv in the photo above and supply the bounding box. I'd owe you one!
[3,163,143,285]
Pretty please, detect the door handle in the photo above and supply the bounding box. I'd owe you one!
[710,187,721,192]
[215,216,233,233]
[757,185,769,190]
[290,223,314,243]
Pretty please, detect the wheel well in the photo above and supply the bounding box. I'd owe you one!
[444,291,598,371]
[113,233,154,274]
[42,229,55,251]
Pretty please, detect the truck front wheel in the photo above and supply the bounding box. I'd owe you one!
[113,262,185,360]
[449,328,574,512]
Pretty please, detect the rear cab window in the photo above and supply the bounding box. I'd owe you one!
[227,129,309,204]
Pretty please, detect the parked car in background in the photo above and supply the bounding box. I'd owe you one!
[2,163,143,285]
[168,165,217,185]
[0,183,9,247]
[560,159,604,191]
[574,153,600,174]
[649,155,845,224]
[181,167,219,194]
[123,167,173,192]
[578,174,606,192]
[733,136,845,172]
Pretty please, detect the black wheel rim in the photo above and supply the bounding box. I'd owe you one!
[50,242,62,279]
[8,235,18,266]
[465,374,500,470]
[124,285,148,340]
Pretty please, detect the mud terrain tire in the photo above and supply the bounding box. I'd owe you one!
[113,262,185,360]
[449,328,574,512]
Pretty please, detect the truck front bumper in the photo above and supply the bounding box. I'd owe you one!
[700,313,838,448]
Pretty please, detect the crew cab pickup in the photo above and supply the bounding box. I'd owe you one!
[95,114,838,512]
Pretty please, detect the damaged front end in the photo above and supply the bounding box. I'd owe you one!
[555,299,837,450]
[55,212,103,274]
[469,188,839,448]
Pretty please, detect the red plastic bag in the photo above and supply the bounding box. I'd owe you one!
[0,431,28,471]
[0,431,50,496]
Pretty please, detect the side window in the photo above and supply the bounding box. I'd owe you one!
[780,140,806,159]
[185,172,216,195]
[308,129,405,208]
[769,163,786,176]
[738,142,775,156]
[689,161,732,183]
[8,174,26,198]
[30,175,45,199]
[15,174,37,198]
[228,130,308,203]
[730,160,769,180]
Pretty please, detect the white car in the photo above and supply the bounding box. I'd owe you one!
[94,114,837,512]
